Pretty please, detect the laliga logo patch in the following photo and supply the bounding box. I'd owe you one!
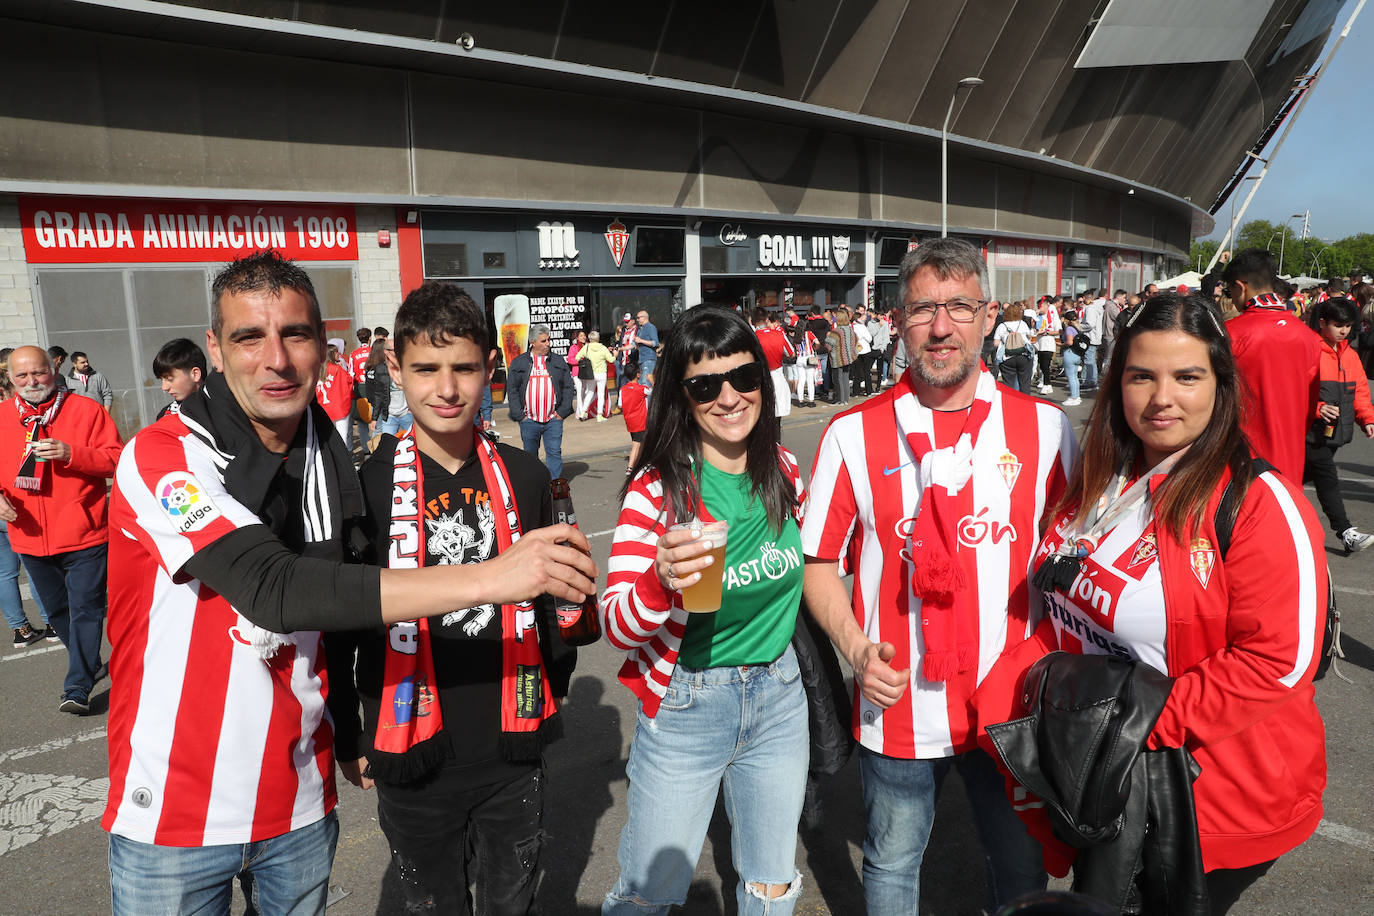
[1189,537,1216,589]
[156,473,221,533]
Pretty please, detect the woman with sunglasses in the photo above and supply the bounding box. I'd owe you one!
[1024,292,1326,912]
[601,305,808,915]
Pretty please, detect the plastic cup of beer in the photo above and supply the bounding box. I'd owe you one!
[670,520,729,613]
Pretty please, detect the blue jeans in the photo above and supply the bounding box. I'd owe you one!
[519,417,565,480]
[1081,344,1099,387]
[0,520,43,630]
[109,810,338,916]
[604,645,808,916]
[379,412,413,437]
[1060,348,1082,399]
[858,746,1046,915]
[22,543,106,700]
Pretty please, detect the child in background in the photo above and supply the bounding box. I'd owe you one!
[1306,297,1374,552]
[152,337,207,420]
[619,361,649,474]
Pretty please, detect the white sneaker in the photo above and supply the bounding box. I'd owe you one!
[1063,397,1082,406]
[1039,385,1052,394]
[1341,527,1374,553]
[596,416,606,422]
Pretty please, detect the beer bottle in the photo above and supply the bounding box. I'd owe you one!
[549,477,602,646]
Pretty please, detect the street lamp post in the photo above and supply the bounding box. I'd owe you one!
[941,76,984,238]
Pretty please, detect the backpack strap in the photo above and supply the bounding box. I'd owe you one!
[1214,457,1276,560]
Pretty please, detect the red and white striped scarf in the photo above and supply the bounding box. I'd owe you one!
[13,387,68,490]
[1245,292,1286,311]
[897,370,997,681]
[374,429,556,778]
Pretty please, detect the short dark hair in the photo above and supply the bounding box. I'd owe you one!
[153,338,208,377]
[356,327,372,344]
[750,307,770,326]
[393,281,488,362]
[373,327,389,338]
[1113,289,1128,298]
[47,345,67,361]
[71,351,88,361]
[623,360,641,381]
[1221,248,1279,293]
[1313,297,1358,327]
[210,250,321,337]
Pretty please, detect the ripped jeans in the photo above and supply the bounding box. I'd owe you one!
[377,765,543,916]
[604,644,808,916]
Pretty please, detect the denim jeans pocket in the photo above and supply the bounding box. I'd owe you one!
[770,645,801,687]
[658,678,694,712]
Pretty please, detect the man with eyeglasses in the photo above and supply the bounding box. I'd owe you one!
[802,237,1076,915]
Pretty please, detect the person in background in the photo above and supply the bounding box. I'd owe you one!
[0,346,122,714]
[1059,309,1085,407]
[867,306,892,389]
[601,305,808,915]
[347,326,374,456]
[1304,296,1374,552]
[752,307,796,416]
[1224,248,1322,483]
[617,313,638,394]
[506,325,575,479]
[1081,289,1105,389]
[792,318,821,408]
[67,352,114,410]
[993,302,1036,392]
[152,338,206,421]
[573,330,615,423]
[568,329,589,420]
[634,310,660,382]
[618,360,648,474]
[981,300,1003,376]
[316,343,354,444]
[805,306,832,401]
[826,307,857,406]
[1023,292,1326,914]
[364,334,391,443]
[1033,296,1061,395]
[375,338,413,438]
[851,307,875,397]
[0,348,50,648]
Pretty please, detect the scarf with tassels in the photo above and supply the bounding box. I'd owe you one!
[371,429,558,783]
[894,369,997,681]
[14,387,68,491]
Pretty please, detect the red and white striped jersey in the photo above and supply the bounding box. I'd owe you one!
[348,345,371,385]
[102,417,336,846]
[802,375,1076,758]
[524,356,557,423]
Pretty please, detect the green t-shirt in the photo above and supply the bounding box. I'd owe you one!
[677,461,803,668]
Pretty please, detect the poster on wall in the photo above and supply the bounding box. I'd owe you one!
[485,286,591,362]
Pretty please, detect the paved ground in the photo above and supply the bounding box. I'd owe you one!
[3,381,1374,914]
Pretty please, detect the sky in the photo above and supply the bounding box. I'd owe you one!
[1206,4,1370,243]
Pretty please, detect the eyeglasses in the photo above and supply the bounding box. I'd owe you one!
[681,362,765,403]
[902,299,988,325]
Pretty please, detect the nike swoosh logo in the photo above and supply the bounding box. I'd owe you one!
[883,460,918,477]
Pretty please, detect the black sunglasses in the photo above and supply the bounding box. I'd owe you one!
[681,362,765,403]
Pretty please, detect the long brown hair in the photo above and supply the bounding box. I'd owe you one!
[1056,292,1253,540]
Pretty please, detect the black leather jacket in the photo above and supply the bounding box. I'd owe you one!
[986,652,1209,915]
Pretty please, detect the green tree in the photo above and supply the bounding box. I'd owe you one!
[1190,238,1220,271]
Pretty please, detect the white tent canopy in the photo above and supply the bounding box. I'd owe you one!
[1157,270,1202,289]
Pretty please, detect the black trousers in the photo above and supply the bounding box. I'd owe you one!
[377,765,544,916]
[999,351,1034,392]
[1206,858,1276,914]
[1303,442,1350,534]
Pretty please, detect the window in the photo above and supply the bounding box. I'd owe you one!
[633,227,685,266]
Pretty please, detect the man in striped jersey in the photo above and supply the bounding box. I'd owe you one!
[506,324,575,480]
[103,252,595,915]
[801,238,1076,915]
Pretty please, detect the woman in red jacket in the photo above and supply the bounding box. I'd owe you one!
[1304,296,1374,552]
[1031,292,1327,912]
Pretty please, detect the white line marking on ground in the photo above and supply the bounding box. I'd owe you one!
[0,772,108,856]
[0,727,107,765]
[1316,819,1374,853]
[587,527,617,539]
[0,644,64,663]
[1334,585,1374,597]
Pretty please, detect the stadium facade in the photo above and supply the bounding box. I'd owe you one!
[0,0,1339,433]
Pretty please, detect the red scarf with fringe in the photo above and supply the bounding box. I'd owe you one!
[375,430,556,760]
[897,370,996,681]
[14,387,68,491]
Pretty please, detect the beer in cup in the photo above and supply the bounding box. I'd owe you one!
[669,520,729,613]
[493,294,530,370]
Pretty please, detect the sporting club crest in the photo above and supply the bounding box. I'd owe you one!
[996,450,1022,490]
[831,235,851,271]
[1189,537,1216,589]
[604,219,629,268]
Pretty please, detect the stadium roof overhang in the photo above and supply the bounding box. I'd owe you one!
[6,0,1215,238]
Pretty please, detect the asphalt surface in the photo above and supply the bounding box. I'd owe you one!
[3,383,1374,914]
